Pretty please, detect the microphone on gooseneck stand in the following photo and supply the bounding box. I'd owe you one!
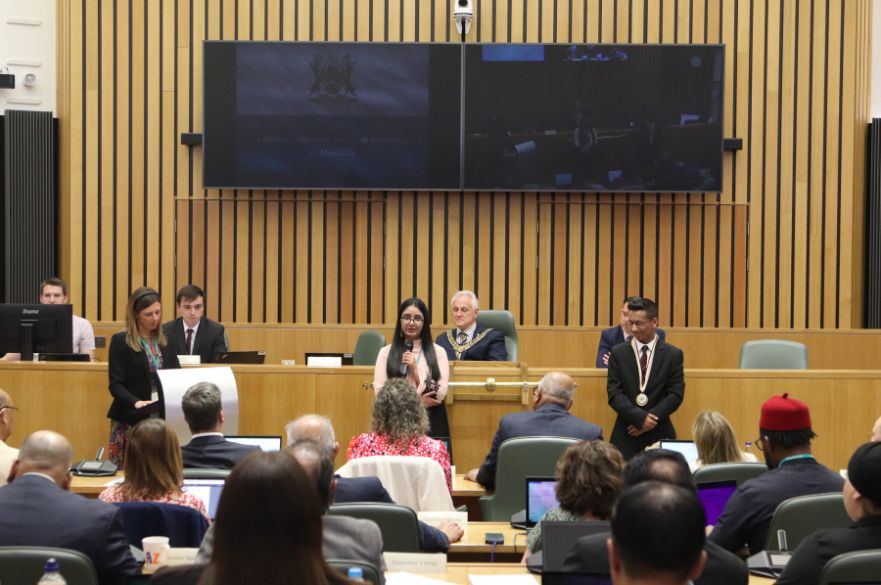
[400,340,414,377]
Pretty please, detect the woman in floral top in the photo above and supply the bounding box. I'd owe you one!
[347,378,452,492]
[524,440,624,556]
[99,418,208,520]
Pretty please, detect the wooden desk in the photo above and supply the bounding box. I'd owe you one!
[403,563,534,583]
[453,474,487,519]
[70,472,120,497]
[448,522,527,562]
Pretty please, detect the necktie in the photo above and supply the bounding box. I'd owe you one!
[457,331,467,345]
[624,335,632,344]
[640,345,650,384]
[186,328,194,355]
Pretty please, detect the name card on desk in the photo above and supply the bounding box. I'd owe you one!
[164,548,198,566]
[417,511,469,540]
[383,552,447,574]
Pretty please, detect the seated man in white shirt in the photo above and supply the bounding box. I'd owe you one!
[1,277,96,361]
[0,389,19,485]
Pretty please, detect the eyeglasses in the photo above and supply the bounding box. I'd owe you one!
[400,315,424,323]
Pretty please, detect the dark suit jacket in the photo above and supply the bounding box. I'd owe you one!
[0,475,138,585]
[161,317,227,364]
[107,331,180,424]
[475,403,604,490]
[436,324,509,361]
[181,435,260,470]
[607,339,684,459]
[335,476,450,553]
[596,326,666,368]
[562,529,748,585]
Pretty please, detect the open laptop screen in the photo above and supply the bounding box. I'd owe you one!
[696,479,738,526]
[226,435,283,452]
[659,440,699,462]
[182,478,225,520]
[526,477,559,527]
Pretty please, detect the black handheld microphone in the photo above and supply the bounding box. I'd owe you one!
[400,340,414,377]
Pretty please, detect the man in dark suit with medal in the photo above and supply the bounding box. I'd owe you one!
[607,297,684,459]
[435,290,508,361]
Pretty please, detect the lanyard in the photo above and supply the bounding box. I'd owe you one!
[630,336,658,393]
[778,454,816,466]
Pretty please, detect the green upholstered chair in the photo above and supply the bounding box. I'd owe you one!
[328,559,384,585]
[475,310,518,361]
[765,493,851,551]
[182,468,231,480]
[739,340,808,369]
[692,462,767,486]
[353,331,387,366]
[0,547,99,585]
[328,502,420,552]
[478,436,579,521]
[818,550,881,585]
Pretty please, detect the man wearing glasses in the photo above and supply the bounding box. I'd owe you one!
[0,389,19,485]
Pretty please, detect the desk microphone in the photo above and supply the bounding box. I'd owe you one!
[400,340,414,377]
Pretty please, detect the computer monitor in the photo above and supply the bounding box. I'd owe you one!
[659,439,699,463]
[182,478,225,520]
[526,476,559,527]
[0,304,73,361]
[226,435,283,452]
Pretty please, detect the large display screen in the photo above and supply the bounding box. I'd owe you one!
[464,44,724,192]
[203,42,462,190]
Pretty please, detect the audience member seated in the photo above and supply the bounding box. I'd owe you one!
[595,296,666,368]
[151,451,351,585]
[99,419,208,519]
[0,430,138,585]
[775,441,881,585]
[347,378,452,492]
[435,290,508,361]
[288,414,462,551]
[180,382,259,469]
[524,440,623,557]
[690,410,758,471]
[161,284,228,364]
[609,481,707,585]
[872,415,881,442]
[465,371,603,490]
[0,388,19,485]
[708,393,844,554]
[563,449,748,585]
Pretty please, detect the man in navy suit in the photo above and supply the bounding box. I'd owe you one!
[162,285,227,364]
[0,431,138,585]
[436,290,508,361]
[607,297,684,459]
[285,414,463,552]
[596,296,666,368]
[465,371,603,490]
[181,382,260,469]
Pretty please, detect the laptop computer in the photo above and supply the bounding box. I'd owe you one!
[696,479,738,526]
[534,520,611,573]
[541,572,612,585]
[217,351,266,364]
[659,439,699,462]
[512,476,559,529]
[182,478,225,520]
[226,435,283,452]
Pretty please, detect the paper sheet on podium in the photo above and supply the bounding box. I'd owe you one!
[157,366,239,444]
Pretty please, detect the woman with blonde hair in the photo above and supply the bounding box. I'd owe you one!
[99,418,207,519]
[692,410,757,470]
[107,287,179,465]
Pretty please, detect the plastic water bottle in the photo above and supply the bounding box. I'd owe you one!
[347,567,365,582]
[37,558,67,584]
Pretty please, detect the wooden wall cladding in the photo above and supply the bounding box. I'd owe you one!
[56,0,872,329]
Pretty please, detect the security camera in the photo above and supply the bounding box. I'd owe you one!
[454,0,473,36]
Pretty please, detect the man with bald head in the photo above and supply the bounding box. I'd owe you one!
[871,416,881,442]
[465,371,603,490]
[0,431,137,585]
[0,389,19,484]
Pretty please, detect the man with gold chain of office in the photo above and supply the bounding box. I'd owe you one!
[435,291,509,361]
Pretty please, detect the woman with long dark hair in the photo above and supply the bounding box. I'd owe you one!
[373,297,450,438]
[149,451,351,585]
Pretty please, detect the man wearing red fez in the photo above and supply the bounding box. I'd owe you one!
[708,393,844,554]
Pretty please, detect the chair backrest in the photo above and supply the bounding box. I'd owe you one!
[739,340,808,369]
[818,550,881,585]
[182,468,232,479]
[328,558,385,584]
[113,502,210,548]
[335,456,454,512]
[478,436,579,521]
[692,462,767,486]
[476,310,518,361]
[765,493,851,551]
[353,331,387,366]
[328,503,421,553]
[0,546,99,585]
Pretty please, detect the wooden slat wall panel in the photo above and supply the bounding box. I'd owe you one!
[57,0,871,329]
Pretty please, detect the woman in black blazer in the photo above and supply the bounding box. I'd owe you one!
[107,287,179,465]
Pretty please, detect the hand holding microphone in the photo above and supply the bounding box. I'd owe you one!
[400,340,414,377]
